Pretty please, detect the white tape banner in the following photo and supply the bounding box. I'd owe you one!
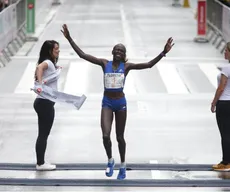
[31,67,87,110]
[31,83,87,110]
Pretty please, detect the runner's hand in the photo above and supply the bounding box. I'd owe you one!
[163,37,174,54]
[61,24,70,39]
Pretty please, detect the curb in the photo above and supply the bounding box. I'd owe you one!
[0,2,61,67]
[16,9,58,56]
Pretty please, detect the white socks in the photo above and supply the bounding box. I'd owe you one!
[120,162,126,168]
[108,158,126,168]
[108,158,114,163]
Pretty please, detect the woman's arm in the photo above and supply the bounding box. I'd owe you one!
[61,24,108,67]
[211,74,228,112]
[35,62,48,84]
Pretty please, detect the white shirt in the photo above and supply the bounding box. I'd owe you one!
[217,65,230,100]
[37,59,58,99]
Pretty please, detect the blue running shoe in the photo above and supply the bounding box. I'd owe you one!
[117,167,126,180]
[105,159,115,177]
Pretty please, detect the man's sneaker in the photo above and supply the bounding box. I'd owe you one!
[117,167,126,180]
[213,163,230,171]
[105,159,115,177]
[36,163,56,171]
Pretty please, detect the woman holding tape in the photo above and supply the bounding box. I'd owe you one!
[34,40,60,171]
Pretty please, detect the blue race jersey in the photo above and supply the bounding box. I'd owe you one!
[104,61,125,92]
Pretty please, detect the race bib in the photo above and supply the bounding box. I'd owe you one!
[104,73,124,89]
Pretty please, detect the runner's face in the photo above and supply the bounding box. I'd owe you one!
[113,44,126,61]
[52,43,60,59]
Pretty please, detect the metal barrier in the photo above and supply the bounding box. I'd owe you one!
[0,0,26,67]
[0,4,17,66]
[15,0,26,46]
[207,0,230,53]
[207,0,223,34]
[16,0,26,33]
[221,1,230,42]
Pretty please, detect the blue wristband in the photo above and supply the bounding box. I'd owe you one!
[160,52,166,57]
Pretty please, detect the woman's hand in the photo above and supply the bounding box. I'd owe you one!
[211,103,216,113]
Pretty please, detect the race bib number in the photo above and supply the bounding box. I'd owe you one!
[104,73,124,89]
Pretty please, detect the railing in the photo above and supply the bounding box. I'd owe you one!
[0,0,26,67]
[207,0,230,52]
[0,4,17,52]
[16,0,26,32]
[207,0,223,35]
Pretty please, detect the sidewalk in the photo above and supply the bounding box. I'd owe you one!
[173,0,197,15]
[189,0,197,12]
[15,0,61,56]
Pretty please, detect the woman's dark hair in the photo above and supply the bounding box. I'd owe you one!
[37,40,59,65]
[34,40,59,81]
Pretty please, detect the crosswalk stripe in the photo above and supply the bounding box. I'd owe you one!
[150,160,161,179]
[13,61,218,95]
[157,64,189,94]
[14,62,36,94]
[124,73,137,95]
[63,61,89,95]
[198,63,220,88]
